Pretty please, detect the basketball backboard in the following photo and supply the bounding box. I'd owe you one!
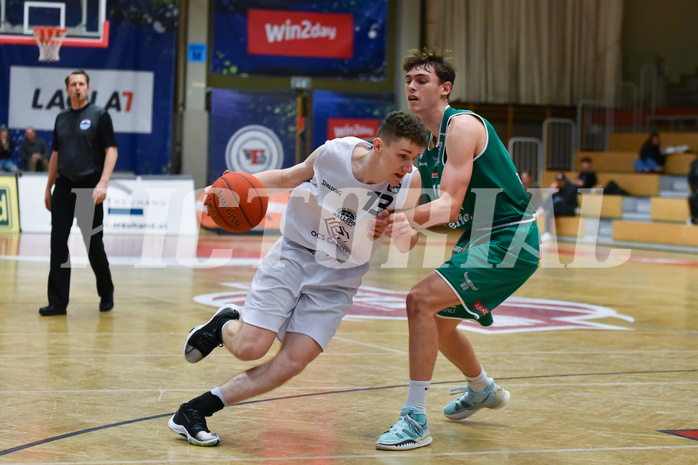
[0,0,108,47]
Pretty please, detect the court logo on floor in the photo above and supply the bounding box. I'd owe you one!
[659,430,698,442]
[194,284,634,334]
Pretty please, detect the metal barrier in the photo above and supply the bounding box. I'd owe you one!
[576,100,609,151]
[507,137,544,183]
[639,63,658,127]
[542,118,576,171]
[646,114,698,131]
[614,81,640,132]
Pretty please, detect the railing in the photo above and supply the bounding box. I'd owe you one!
[507,137,544,183]
[577,100,610,151]
[543,118,576,171]
[645,115,698,131]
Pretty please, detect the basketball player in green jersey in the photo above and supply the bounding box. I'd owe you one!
[376,47,541,450]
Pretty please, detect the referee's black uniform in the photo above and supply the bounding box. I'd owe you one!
[46,103,116,313]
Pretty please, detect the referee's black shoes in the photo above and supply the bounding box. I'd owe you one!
[99,296,114,312]
[39,305,67,316]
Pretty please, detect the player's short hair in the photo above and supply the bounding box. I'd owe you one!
[65,70,90,86]
[377,111,429,148]
[403,46,456,90]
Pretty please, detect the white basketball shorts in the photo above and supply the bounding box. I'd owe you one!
[243,236,368,350]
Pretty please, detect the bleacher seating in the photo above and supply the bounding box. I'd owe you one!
[538,130,696,248]
[608,131,698,152]
[612,221,698,247]
[541,170,661,196]
[665,153,696,175]
[574,150,695,175]
[532,131,698,249]
[650,197,690,223]
[575,151,637,172]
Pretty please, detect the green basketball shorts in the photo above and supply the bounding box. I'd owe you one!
[435,220,540,326]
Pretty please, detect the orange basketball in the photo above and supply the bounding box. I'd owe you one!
[206,172,268,233]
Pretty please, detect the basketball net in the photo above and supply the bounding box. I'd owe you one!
[33,26,68,62]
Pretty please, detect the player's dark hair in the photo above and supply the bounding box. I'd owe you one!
[403,46,456,91]
[65,70,90,86]
[377,111,429,148]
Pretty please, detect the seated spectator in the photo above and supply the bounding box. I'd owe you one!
[575,157,629,195]
[538,172,578,242]
[20,127,49,172]
[688,156,698,225]
[635,132,665,173]
[520,170,543,211]
[574,156,599,189]
[520,170,534,190]
[0,126,18,173]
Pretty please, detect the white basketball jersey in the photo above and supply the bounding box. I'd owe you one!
[282,136,415,267]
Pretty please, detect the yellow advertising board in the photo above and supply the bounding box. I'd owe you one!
[0,175,20,233]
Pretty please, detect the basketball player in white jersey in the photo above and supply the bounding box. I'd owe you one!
[168,111,428,447]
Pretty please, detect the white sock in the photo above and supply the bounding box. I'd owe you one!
[466,367,490,393]
[404,379,431,413]
[211,386,228,407]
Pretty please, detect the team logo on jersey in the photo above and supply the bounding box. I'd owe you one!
[459,271,479,292]
[225,125,283,174]
[387,182,401,194]
[333,208,356,227]
[324,216,350,244]
[193,285,634,335]
[79,119,91,130]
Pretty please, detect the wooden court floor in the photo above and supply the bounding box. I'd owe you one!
[1,229,697,464]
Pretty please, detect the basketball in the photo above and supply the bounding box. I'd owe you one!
[206,172,268,233]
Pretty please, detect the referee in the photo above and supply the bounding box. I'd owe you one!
[39,70,118,316]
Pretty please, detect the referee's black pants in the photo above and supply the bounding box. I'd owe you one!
[48,175,114,309]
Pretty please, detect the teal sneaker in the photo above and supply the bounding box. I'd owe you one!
[443,378,510,420]
[376,406,432,451]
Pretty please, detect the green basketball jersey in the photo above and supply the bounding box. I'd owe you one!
[417,106,533,236]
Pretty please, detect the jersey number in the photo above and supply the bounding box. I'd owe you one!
[363,191,395,215]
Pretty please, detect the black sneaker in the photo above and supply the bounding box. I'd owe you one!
[39,305,67,316]
[184,304,241,363]
[99,296,114,312]
[168,403,220,446]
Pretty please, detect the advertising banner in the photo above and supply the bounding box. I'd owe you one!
[9,67,154,134]
[210,0,388,80]
[209,89,297,184]
[18,174,198,236]
[247,9,354,59]
[311,90,395,150]
[0,175,20,233]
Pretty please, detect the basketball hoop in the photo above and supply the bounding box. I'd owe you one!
[33,26,68,62]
